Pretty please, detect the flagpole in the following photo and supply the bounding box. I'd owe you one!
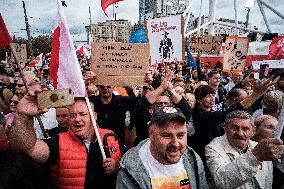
[85,96,107,160]
[9,43,49,139]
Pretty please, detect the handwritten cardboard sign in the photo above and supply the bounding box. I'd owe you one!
[146,15,185,64]
[11,43,27,68]
[91,42,150,86]
[189,35,223,55]
[223,36,249,72]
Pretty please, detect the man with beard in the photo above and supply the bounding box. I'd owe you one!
[205,110,284,189]
[116,106,207,189]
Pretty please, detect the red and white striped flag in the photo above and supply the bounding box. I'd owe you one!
[49,1,86,97]
[28,53,43,67]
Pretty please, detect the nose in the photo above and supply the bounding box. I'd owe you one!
[170,136,179,148]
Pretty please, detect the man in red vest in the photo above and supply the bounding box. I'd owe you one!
[9,84,126,189]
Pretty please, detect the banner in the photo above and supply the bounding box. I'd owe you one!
[91,42,150,86]
[10,43,27,68]
[223,36,249,72]
[189,35,223,55]
[146,15,184,64]
[252,59,284,70]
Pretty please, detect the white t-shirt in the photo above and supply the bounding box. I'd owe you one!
[139,140,190,189]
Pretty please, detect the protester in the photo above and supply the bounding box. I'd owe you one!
[205,110,284,189]
[9,85,127,189]
[253,115,278,141]
[116,106,208,189]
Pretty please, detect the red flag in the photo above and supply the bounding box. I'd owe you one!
[0,14,12,48]
[28,53,43,67]
[269,36,284,59]
[101,0,123,16]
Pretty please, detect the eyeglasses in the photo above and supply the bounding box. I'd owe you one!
[97,85,111,89]
[17,84,24,88]
[10,100,19,105]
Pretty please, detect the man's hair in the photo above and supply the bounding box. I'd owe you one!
[224,110,253,126]
[194,85,215,101]
[208,70,220,79]
[254,115,277,128]
[227,88,242,101]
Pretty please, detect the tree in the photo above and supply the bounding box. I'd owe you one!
[0,35,52,60]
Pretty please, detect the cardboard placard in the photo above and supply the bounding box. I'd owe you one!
[91,42,150,86]
[189,35,223,55]
[223,36,249,72]
[11,43,27,68]
[146,15,185,64]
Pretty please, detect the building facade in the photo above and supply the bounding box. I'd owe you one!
[90,19,132,43]
[139,0,190,24]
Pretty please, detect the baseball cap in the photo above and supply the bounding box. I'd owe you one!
[149,106,186,126]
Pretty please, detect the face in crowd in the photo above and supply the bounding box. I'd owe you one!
[56,107,70,128]
[155,96,171,108]
[185,93,195,108]
[208,72,221,89]
[231,72,243,83]
[254,115,278,141]
[149,119,187,164]
[9,95,19,113]
[69,100,94,141]
[224,112,255,151]
[97,85,113,98]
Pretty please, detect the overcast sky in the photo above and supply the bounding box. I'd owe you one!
[1,0,283,44]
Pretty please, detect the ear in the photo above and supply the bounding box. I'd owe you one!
[251,125,256,136]
[148,124,156,140]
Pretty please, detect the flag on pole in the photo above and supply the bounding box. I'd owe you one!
[269,36,284,60]
[28,53,43,67]
[0,14,12,48]
[186,46,196,69]
[101,0,123,16]
[49,1,86,97]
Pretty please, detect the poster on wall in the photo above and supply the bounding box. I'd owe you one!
[223,36,249,72]
[146,14,185,65]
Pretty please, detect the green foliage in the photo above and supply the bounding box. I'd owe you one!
[0,35,52,60]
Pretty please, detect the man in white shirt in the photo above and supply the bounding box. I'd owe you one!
[117,106,207,189]
[205,110,284,189]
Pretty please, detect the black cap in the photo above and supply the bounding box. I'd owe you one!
[149,106,186,126]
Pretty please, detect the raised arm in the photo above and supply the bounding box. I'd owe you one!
[8,85,50,164]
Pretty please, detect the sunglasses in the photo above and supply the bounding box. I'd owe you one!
[17,84,24,88]
[11,100,19,105]
[97,85,111,89]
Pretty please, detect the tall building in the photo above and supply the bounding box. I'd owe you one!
[90,19,132,43]
[139,0,190,24]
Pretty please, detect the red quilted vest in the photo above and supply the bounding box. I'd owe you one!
[51,129,121,189]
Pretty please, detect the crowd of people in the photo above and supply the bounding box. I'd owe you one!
[0,49,284,189]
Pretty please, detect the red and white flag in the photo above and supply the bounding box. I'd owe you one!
[269,36,284,59]
[101,0,123,16]
[28,53,43,67]
[0,13,12,48]
[49,1,85,97]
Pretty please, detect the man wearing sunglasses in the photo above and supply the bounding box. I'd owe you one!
[89,84,139,145]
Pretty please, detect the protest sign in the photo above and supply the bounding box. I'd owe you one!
[252,59,284,70]
[11,43,27,68]
[91,42,150,86]
[146,15,184,64]
[189,35,223,55]
[223,36,249,72]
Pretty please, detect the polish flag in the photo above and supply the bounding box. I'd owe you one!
[49,1,86,97]
[28,53,43,67]
[0,13,12,48]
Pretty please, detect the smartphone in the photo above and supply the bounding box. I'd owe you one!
[37,89,75,109]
